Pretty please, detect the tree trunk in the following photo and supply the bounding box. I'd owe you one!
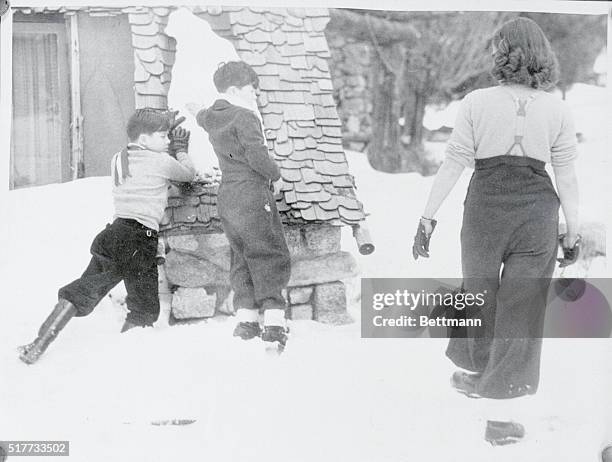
[409,90,426,148]
[368,55,401,173]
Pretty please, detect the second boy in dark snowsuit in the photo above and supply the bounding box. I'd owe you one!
[197,61,291,349]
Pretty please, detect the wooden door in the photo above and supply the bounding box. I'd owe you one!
[11,20,71,189]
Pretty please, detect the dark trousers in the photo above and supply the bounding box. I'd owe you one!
[218,181,291,312]
[446,156,560,399]
[58,218,160,325]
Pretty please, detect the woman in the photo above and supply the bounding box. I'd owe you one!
[413,17,581,444]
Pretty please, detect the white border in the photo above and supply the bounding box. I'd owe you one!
[0,9,13,195]
[6,0,611,14]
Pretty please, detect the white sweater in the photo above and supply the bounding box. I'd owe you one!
[446,84,578,168]
[112,146,195,230]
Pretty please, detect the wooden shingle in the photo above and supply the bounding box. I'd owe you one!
[314,204,340,221]
[280,159,311,169]
[135,60,149,82]
[331,175,355,188]
[321,126,342,137]
[233,8,264,26]
[304,35,329,54]
[304,137,318,149]
[302,167,332,184]
[289,56,309,70]
[244,29,273,43]
[292,201,312,210]
[317,196,339,211]
[268,92,306,104]
[275,123,289,143]
[135,48,159,63]
[280,168,301,183]
[284,190,299,204]
[325,153,348,163]
[336,196,361,210]
[279,80,311,92]
[262,112,284,130]
[141,60,164,76]
[129,12,154,25]
[283,105,315,122]
[260,102,284,115]
[316,117,343,127]
[280,44,307,57]
[253,63,281,76]
[152,7,170,17]
[320,136,342,145]
[263,46,291,64]
[313,160,347,176]
[317,143,344,153]
[289,150,326,162]
[274,140,294,157]
[294,180,323,193]
[338,206,365,222]
[298,206,317,221]
[258,75,281,91]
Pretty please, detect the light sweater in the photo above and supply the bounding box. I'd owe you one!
[445,84,578,168]
[112,145,196,230]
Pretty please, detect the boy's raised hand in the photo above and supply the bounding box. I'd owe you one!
[167,110,186,131]
[169,127,190,157]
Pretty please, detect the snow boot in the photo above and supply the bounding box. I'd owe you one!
[233,308,261,340]
[233,322,262,340]
[451,370,482,399]
[484,420,525,446]
[19,298,77,365]
[262,326,289,353]
[262,308,289,353]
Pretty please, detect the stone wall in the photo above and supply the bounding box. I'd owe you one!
[163,224,357,324]
[326,30,374,152]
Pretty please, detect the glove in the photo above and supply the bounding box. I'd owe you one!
[412,217,437,260]
[166,109,186,131]
[168,127,190,157]
[557,234,581,268]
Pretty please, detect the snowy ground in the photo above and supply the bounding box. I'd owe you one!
[1,84,610,462]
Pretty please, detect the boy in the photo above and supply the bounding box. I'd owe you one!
[196,61,291,350]
[19,108,196,364]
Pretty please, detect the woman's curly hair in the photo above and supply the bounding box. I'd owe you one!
[491,17,559,91]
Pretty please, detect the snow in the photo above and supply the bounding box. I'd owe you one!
[1,85,610,461]
[165,8,239,176]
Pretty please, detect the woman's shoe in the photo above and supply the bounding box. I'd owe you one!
[484,420,525,445]
[451,370,482,398]
[601,445,612,462]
